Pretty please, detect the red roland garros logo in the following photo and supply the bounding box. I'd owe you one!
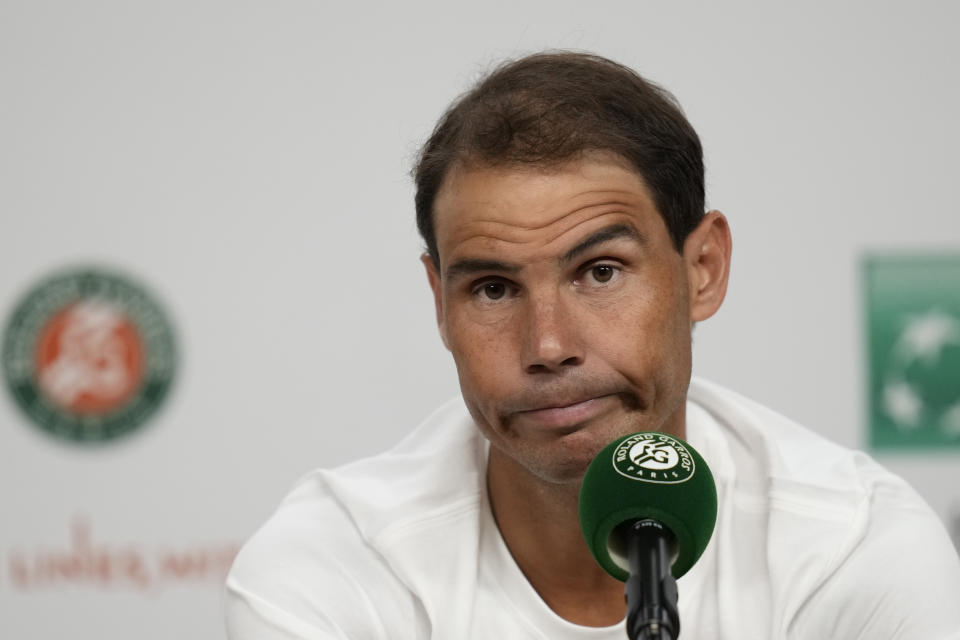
[3,268,176,443]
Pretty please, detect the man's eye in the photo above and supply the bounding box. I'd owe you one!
[588,264,618,284]
[477,281,508,300]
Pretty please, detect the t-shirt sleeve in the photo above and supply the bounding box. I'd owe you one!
[789,481,960,639]
[224,490,422,640]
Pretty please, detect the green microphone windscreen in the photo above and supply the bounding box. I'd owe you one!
[578,432,717,581]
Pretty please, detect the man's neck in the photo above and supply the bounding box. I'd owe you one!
[486,447,626,627]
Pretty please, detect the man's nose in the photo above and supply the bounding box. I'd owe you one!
[521,291,584,374]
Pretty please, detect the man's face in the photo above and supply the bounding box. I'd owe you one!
[425,155,728,485]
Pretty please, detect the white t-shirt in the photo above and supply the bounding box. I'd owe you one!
[225,379,960,639]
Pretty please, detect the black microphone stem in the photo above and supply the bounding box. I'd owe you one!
[624,520,680,640]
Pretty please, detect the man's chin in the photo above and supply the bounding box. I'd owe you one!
[527,462,592,487]
[523,433,612,486]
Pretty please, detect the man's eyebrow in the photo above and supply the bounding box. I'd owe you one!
[561,223,645,265]
[445,258,521,281]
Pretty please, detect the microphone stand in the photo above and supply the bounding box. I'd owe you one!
[623,520,680,640]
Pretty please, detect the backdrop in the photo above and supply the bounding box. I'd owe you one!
[2,1,958,637]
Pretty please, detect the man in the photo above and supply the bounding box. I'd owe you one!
[226,52,960,638]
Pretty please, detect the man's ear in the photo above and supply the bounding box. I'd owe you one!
[683,211,732,323]
[421,253,450,349]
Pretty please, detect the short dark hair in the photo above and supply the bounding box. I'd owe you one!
[413,51,705,267]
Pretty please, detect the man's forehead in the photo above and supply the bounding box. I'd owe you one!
[432,157,661,265]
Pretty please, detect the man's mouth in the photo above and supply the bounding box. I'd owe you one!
[513,395,615,430]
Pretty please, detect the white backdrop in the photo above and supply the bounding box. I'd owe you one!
[2,1,958,638]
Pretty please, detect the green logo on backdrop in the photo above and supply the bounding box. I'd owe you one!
[2,267,176,443]
[865,254,960,450]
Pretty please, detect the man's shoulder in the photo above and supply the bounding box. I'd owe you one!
[687,377,912,502]
[687,378,960,637]
[226,396,485,639]
[225,471,424,639]
[234,395,484,569]
[686,376,948,573]
[321,396,485,540]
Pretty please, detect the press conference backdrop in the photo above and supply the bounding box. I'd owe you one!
[2,2,958,637]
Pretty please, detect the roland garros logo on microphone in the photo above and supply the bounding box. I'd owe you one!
[2,267,176,443]
[612,433,695,484]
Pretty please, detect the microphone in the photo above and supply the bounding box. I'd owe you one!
[578,432,717,640]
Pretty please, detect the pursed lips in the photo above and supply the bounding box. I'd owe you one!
[512,394,614,429]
